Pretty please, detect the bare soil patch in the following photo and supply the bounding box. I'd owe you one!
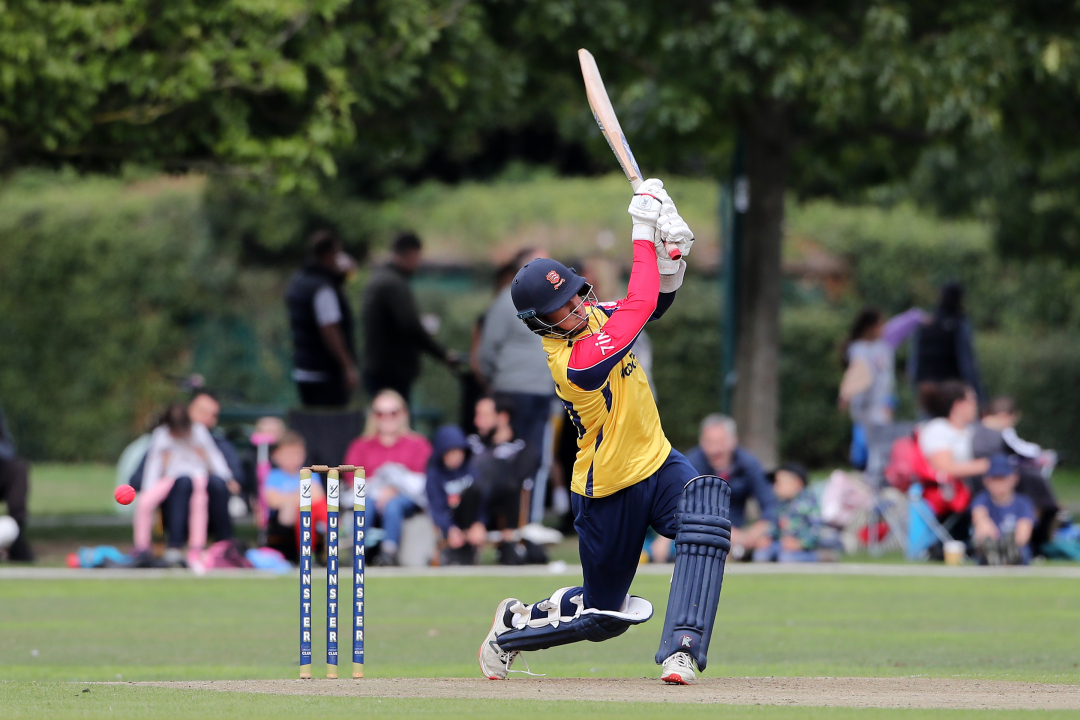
[134,677,1080,710]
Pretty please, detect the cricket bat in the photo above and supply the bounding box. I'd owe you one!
[578,48,681,260]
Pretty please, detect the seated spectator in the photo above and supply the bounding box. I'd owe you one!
[754,463,821,563]
[0,407,32,562]
[973,397,1059,552]
[164,391,244,544]
[135,404,235,573]
[686,414,776,559]
[471,396,540,565]
[971,454,1035,565]
[914,382,989,538]
[264,431,327,550]
[344,389,432,565]
[918,381,987,477]
[426,425,485,565]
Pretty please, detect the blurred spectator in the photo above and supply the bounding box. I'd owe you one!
[361,231,457,400]
[286,230,359,408]
[973,397,1059,551]
[169,390,245,538]
[754,463,821,563]
[344,390,432,475]
[470,396,541,565]
[918,381,990,480]
[0,407,33,561]
[426,425,485,565]
[685,414,776,558]
[135,404,234,573]
[912,282,982,403]
[478,247,553,457]
[974,396,1047,461]
[971,454,1035,565]
[263,431,326,548]
[839,306,925,468]
[121,392,240,562]
[344,389,432,565]
[188,391,246,494]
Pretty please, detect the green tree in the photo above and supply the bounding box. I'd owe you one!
[491,1,1056,464]
[0,0,522,191]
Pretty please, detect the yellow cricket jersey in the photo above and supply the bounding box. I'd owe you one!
[543,306,671,498]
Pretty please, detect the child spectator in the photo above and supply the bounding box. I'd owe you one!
[263,431,327,550]
[971,454,1036,565]
[973,397,1059,552]
[135,404,234,573]
[345,390,432,566]
[754,463,821,563]
[426,425,486,565]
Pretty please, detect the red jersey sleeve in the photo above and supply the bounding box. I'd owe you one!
[567,240,659,391]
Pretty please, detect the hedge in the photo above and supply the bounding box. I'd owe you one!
[3,170,1080,465]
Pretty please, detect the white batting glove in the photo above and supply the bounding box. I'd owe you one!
[654,236,683,276]
[628,178,669,242]
[657,202,694,259]
[659,259,687,292]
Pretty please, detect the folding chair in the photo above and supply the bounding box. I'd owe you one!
[862,422,915,556]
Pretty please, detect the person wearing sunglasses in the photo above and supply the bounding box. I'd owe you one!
[344,389,431,565]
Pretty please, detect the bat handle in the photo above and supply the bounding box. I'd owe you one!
[666,243,682,261]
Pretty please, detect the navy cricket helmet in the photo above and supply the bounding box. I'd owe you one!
[511,258,592,337]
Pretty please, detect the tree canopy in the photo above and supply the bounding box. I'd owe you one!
[4,0,1080,461]
[0,0,522,190]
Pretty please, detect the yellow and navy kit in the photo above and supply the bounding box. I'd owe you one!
[542,240,674,497]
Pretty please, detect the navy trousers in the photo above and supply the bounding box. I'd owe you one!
[162,475,233,548]
[571,449,698,611]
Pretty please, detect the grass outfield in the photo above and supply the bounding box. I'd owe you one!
[2,571,1078,718]
[22,464,1080,519]
[1,572,1077,683]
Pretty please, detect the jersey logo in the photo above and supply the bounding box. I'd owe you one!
[546,270,565,290]
[595,331,615,355]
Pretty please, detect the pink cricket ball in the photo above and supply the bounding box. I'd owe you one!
[114,484,136,506]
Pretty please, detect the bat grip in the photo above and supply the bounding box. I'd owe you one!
[630,181,682,260]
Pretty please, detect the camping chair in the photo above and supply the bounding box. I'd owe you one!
[861,423,915,556]
[884,428,972,560]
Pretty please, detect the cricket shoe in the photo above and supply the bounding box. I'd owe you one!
[478,597,521,680]
[660,651,697,685]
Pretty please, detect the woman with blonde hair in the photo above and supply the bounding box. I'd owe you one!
[344,389,432,564]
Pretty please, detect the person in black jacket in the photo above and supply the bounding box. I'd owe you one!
[285,230,358,408]
[361,231,458,400]
[912,282,982,403]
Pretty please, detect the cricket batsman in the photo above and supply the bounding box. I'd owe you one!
[478,179,731,685]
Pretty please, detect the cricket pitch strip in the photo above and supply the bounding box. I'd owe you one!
[126,677,1080,710]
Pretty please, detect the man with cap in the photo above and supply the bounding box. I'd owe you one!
[971,453,1036,565]
[476,179,732,686]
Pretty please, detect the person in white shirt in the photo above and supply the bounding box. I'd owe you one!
[135,404,233,572]
[918,380,991,479]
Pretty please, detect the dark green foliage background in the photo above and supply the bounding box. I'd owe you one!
[3,172,1080,465]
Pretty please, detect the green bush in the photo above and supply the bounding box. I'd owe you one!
[979,333,1080,462]
[4,170,1080,468]
[0,172,225,460]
